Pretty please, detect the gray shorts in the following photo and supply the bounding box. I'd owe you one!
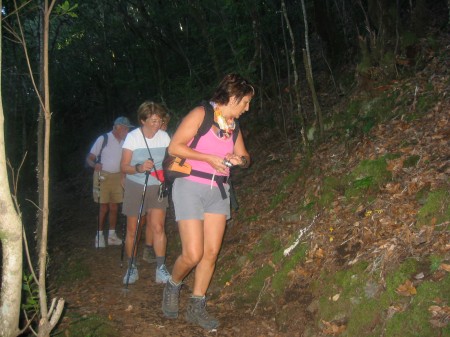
[122,178,168,216]
[172,178,230,221]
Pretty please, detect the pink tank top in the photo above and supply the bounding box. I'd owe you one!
[184,128,234,186]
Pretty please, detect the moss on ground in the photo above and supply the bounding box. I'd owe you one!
[345,157,392,199]
[416,188,450,228]
[271,243,308,296]
[313,257,450,336]
[55,257,91,286]
[236,264,274,306]
[52,313,118,337]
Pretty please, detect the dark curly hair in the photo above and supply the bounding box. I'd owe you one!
[210,73,255,105]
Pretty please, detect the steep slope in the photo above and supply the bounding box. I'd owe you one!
[48,34,449,337]
[213,34,450,336]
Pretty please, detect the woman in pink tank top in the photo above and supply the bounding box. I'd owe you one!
[162,74,254,330]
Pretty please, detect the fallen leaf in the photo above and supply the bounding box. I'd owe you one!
[428,305,450,328]
[439,263,450,272]
[321,320,346,335]
[396,280,417,296]
[332,293,340,302]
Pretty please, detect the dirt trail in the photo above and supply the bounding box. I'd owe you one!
[50,184,281,337]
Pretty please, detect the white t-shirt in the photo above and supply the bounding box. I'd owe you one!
[89,131,123,173]
[122,128,170,185]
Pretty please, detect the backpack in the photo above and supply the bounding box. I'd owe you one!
[85,133,108,168]
[162,101,240,198]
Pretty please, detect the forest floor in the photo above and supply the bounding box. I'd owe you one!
[48,177,287,336]
[47,34,450,337]
[50,102,450,337]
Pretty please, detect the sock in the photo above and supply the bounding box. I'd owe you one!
[129,258,137,268]
[156,256,165,268]
[97,231,102,237]
[191,295,205,300]
[170,277,182,287]
[145,244,154,251]
[109,229,116,236]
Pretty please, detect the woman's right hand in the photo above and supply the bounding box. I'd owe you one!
[139,159,155,173]
[208,155,228,174]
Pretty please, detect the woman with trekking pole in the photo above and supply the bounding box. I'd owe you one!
[120,101,171,285]
[162,73,254,330]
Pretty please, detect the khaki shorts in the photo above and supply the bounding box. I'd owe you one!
[92,172,123,204]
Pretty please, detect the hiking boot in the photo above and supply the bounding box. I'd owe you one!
[122,265,139,285]
[162,278,181,319]
[156,264,170,283]
[185,296,219,330]
[142,246,156,263]
[95,234,106,248]
[107,233,122,246]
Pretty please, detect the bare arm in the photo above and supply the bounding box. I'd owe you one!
[121,148,155,175]
[168,107,229,174]
[86,153,102,172]
[226,131,250,168]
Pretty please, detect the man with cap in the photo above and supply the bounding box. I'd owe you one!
[86,117,133,248]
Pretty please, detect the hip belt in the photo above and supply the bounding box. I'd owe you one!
[190,170,229,199]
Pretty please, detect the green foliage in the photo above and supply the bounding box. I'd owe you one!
[22,273,40,316]
[55,1,79,18]
[416,189,450,227]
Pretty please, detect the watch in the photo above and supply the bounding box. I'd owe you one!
[135,163,141,173]
[240,156,248,167]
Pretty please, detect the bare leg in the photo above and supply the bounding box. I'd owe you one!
[192,213,226,296]
[171,219,204,283]
[147,208,167,257]
[98,203,109,231]
[145,216,154,246]
[108,202,119,231]
[125,216,137,258]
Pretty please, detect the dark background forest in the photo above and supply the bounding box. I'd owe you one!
[2,1,449,336]
[3,0,447,190]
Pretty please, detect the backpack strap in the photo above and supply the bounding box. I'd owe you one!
[176,101,240,166]
[198,100,240,144]
[96,133,108,164]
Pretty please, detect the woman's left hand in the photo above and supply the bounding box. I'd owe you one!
[225,154,243,166]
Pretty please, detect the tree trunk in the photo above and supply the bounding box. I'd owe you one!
[37,0,45,254]
[0,0,24,334]
[37,2,65,336]
[281,0,307,147]
[301,0,323,137]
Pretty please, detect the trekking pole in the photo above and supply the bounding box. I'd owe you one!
[96,170,101,249]
[124,170,150,289]
[120,219,126,267]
